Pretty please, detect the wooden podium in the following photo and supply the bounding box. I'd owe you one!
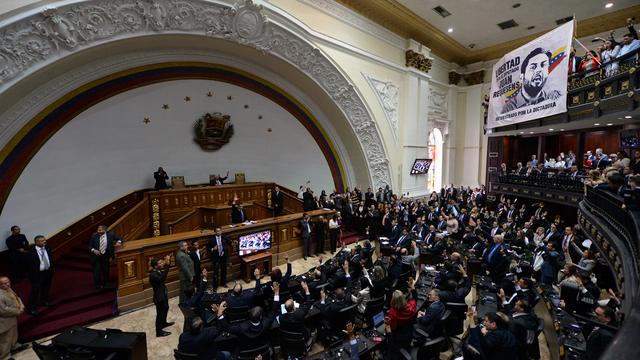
[241,251,272,283]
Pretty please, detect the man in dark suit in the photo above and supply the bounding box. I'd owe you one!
[89,225,122,289]
[299,213,312,260]
[178,307,230,360]
[5,225,29,280]
[226,269,261,309]
[149,255,174,337]
[303,188,315,212]
[364,187,375,208]
[207,227,229,288]
[509,299,540,360]
[223,282,281,352]
[416,289,446,339]
[411,218,428,242]
[26,235,53,316]
[423,225,437,246]
[189,240,202,286]
[176,241,195,304]
[280,281,314,341]
[394,228,411,249]
[211,171,229,185]
[153,167,169,190]
[484,234,508,282]
[272,186,284,217]
[585,306,617,360]
[231,202,248,224]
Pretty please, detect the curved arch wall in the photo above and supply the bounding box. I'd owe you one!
[0,65,340,250]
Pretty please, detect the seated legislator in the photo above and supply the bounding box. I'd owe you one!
[279,281,314,340]
[226,269,261,309]
[222,282,281,353]
[231,201,248,224]
[415,289,446,339]
[178,307,230,360]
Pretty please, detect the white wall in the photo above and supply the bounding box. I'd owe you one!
[0,79,333,249]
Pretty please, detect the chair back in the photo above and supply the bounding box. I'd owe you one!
[66,347,96,360]
[363,296,385,324]
[279,330,307,358]
[237,344,271,360]
[444,302,468,336]
[225,305,250,323]
[32,341,62,360]
[336,303,358,329]
[416,336,446,360]
[174,349,199,359]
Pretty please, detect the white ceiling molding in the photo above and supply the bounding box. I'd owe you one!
[0,0,392,189]
[297,0,406,50]
[362,72,399,142]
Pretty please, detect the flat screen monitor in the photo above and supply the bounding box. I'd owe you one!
[620,130,640,148]
[410,159,432,175]
[238,230,272,256]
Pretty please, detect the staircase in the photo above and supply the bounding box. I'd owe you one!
[14,243,118,341]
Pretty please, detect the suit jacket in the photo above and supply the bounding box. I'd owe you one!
[207,235,230,262]
[0,288,23,333]
[300,219,312,239]
[149,266,169,304]
[417,300,446,338]
[226,280,261,309]
[279,293,313,337]
[189,250,202,282]
[176,250,195,285]
[439,277,471,304]
[225,298,280,350]
[27,246,54,280]
[178,320,226,360]
[231,204,247,224]
[89,232,122,261]
[273,191,284,212]
[510,312,540,360]
[5,234,28,253]
[585,326,615,360]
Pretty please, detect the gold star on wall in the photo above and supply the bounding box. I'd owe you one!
[244,104,249,109]
[184,96,191,102]
[162,104,169,110]
[258,115,263,119]
[143,117,151,124]
[207,91,213,97]
[227,95,233,100]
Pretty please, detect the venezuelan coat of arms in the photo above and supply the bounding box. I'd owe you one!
[194,112,234,151]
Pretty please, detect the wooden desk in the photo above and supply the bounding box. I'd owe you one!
[115,209,334,311]
[240,251,272,283]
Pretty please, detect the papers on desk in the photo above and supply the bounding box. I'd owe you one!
[424,266,436,272]
[322,208,332,211]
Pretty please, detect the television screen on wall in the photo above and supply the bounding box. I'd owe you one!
[238,230,272,256]
[410,159,433,175]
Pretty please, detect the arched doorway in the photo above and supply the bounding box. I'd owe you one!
[428,128,443,191]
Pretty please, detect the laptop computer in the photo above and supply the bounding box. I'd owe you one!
[373,311,385,334]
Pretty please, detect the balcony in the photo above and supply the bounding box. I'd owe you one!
[577,186,640,359]
[490,173,584,206]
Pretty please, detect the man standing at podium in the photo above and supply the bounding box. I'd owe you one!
[208,227,229,288]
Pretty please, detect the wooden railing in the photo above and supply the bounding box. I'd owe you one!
[282,191,304,213]
[578,186,640,359]
[115,208,334,311]
[46,189,148,260]
[108,197,150,241]
[167,209,200,234]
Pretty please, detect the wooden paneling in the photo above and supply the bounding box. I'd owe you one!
[584,130,621,155]
[46,190,147,260]
[109,197,150,241]
[115,209,334,310]
[167,209,200,234]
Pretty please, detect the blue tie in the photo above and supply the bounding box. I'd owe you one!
[488,244,500,262]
